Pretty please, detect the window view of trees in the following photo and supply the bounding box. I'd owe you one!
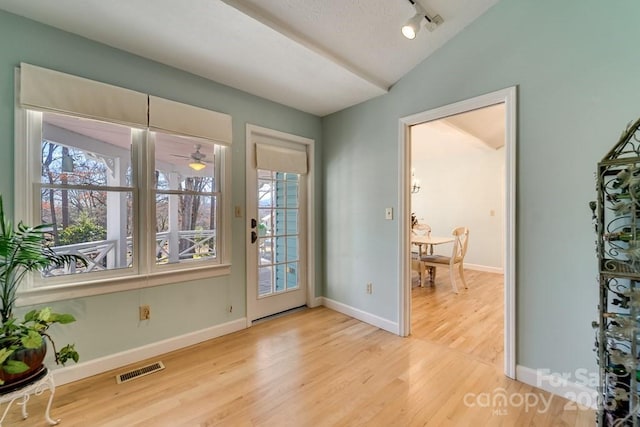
[34,112,221,279]
[39,114,134,276]
[41,141,111,245]
[154,134,219,264]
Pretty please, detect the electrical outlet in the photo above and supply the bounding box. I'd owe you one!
[228,305,233,313]
[139,305,150,320]
[366,282,373,294]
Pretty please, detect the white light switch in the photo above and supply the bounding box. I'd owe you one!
[385,207,393,220]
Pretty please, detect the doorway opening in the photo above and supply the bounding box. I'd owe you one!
[410,104,505,370]
[398,87,517,378]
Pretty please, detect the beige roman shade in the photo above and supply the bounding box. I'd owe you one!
[148,96,232,145]
[19,63,233,144]
[255,143,308,174]
[20,63,148,127]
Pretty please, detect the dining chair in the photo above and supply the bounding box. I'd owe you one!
[411,223,431,286]
[419,226,469,293]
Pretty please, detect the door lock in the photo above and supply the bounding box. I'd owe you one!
[251,218,257,229]
[251,231,258,244]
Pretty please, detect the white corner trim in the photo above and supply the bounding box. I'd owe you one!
[320,297,399,335]
[51,318,247,386]
[516,365,598,410]
[309,296,324,308]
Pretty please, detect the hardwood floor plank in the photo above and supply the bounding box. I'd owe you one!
[4,272,593,425]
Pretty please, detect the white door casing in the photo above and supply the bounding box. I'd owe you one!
[245,124,316,324]
[398,86,517,378]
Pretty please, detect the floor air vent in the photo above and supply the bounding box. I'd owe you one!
[116,361,165,384]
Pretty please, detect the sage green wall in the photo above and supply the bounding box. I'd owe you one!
[0,10,323,363]
[323,0,640,376]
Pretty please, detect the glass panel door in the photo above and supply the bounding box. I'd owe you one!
[257,170,300,297]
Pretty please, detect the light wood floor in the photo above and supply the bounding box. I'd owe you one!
[7,271,593,426]
[411,269,504,369]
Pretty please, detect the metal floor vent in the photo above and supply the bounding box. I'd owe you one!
[116,361,165,384]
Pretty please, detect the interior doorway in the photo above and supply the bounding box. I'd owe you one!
[410,105,505,370]
[398,87,517,378]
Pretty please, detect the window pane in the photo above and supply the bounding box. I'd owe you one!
[41,113,133,188]
[154,134,216,190]
[39,113,135,278]
[286,262,299,290]
[259,208,273,236]
[286,237,298,262]
[275,209,287,235]
[258,266,273,297]
[258,180,273,208]
[153,133,219,266]
[285,180,299,208]
[154,194,217,264]
[275,236,286,263]
[259,237,273,265]
[275,264,286,292]
[41,188,133,276]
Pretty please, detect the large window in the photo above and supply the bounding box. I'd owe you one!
[15,63,231,302]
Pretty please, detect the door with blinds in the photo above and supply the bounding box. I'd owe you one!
[246,125,311,322]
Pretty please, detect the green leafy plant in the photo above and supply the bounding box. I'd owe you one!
[59,212,106,246]
[0,195,86,383]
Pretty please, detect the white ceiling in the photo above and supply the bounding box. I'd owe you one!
[0,0,499,116]
[412,104,505,159]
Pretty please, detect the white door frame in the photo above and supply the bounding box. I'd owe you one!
[397,86,517,378]
[245,124,316,326]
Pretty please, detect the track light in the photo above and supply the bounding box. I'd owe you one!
[402,14,423,40]
[402,0,443,40]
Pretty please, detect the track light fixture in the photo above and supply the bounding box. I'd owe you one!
[402,0,443,40]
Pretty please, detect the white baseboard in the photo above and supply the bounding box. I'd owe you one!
[464,263,503,274]
[516,365,598,409]
[52,318,247,386]
[320,297,399,334]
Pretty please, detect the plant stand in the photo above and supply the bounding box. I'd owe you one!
[0,367,59,426]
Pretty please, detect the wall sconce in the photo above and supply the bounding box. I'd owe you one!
[411,168,421,193]
[402,0,444,40]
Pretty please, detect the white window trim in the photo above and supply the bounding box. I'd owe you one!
[13,69,233,306]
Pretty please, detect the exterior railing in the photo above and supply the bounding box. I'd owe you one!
[155,230,216,263]
[44,230,216,276]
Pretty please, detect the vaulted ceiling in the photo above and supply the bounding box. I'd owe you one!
[0,0,499,116]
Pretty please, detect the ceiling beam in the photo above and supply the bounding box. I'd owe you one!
[220,0,390,93]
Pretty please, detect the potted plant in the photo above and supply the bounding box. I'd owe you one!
[0,195,86,387]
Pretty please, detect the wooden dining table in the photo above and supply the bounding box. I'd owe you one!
[411,234,455,257]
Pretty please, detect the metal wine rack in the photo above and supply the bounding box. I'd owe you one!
[594,118,640,426]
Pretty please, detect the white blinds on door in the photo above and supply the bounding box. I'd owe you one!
[255,143,307,174]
